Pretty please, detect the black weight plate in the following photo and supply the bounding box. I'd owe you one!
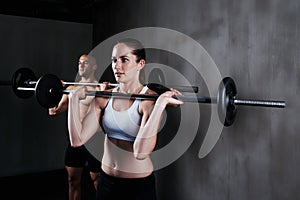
[12,68,36,99]
[146,68,168,95]
[148,68,166,86]
[217,77,237,126]
[146,83,171,95]
[35,74,63,108]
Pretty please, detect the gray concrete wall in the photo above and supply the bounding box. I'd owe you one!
[0,14,93,177]
[93,0,299,199]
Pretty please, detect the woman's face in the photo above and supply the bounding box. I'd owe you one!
[111,43,144,83]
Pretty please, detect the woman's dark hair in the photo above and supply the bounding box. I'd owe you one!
[117,38,146,62]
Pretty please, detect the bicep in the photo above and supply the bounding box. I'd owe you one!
[139,101,156,127]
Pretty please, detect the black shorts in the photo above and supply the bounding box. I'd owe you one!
[64,143,101,173]
[97,169,158,200]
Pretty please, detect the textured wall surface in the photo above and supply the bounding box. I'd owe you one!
[93,0,299,199]
[0,0,299,199]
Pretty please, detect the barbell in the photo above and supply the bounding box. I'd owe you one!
[25,73,286,126]
[3,68,198,99]
[2,68,286,126]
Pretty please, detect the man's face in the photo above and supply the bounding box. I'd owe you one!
[78,55,94,78]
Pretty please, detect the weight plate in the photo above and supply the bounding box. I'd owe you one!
[35,74,63,108]
[146,83,170,95]
[12,68,36,99]
[217,77,237,126]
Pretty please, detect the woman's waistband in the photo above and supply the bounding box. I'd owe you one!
[100,168,155,183]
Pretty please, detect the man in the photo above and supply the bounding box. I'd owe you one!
[49,54,103,200]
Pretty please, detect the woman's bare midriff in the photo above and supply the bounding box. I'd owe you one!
[101,136,154,178]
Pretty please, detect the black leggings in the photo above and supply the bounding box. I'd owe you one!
[97,169,158,200]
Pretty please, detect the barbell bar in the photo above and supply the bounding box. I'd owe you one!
[27,81,198,93]
[17,73,285,127]
[26,80,119,87]
[15,74,210,108]
[2,68,198,98]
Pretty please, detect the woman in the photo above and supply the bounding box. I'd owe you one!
[68,38,183,199]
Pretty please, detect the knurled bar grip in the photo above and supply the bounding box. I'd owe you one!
[234,99,286,108]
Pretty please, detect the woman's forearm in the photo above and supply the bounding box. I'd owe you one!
[68,92,83,147]
[68,93,101,147]
[133,104,165,160]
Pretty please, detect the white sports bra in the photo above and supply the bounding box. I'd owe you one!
[101,86,148,141]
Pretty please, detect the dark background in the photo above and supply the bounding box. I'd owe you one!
[0,0,299,200]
